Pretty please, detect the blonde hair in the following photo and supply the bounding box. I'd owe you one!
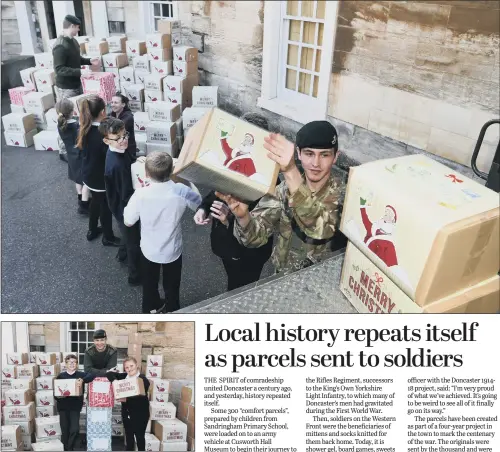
[55,98,74,131]
[123,356,138,366]
[145,151,173,182]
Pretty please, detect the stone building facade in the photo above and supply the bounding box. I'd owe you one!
[4,0,499,178]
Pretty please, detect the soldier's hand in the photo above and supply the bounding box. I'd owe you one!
[90,57,101,66]
[215,192,249,221]
[264,133,296,173]
[194,208,211,225]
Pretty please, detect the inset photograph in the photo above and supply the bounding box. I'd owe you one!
[1,321,194,451]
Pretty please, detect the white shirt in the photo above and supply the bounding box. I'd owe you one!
[124,180,201,264]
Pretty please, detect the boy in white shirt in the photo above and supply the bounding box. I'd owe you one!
[124,152,202,313]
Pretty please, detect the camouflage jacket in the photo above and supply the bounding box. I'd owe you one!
[234,175,343,275]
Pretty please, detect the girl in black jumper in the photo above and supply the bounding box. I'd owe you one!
[107,357,150,451]
[55,354,95,451]
[56,98,90,215]
[76,95,120,246]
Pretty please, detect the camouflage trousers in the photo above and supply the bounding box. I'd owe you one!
[54,85,83,156]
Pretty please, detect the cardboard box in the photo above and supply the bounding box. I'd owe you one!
[35,391,55,407]
[164,91,189,110]
[36,377,55,391]
[146,121,176,145]
[35,415,61,438]
[21,433,34,451]
[81,53,103,71]
[111,425,124,437]
[145,366,162,379]
[23,92,55,112]
[1,114,32,143]
[34,53,53,69]
[36,353,56,366]
[151,60,173,76]
[5,389,34,406]
[53,353,63,365]
[34,131,60,152]
[34,69,55,92]
[86,40,109,55]
[133,55,150,72]
[153,418,186,441]
[135,133,147,154]
[87,437,112,451]
[10,103,25,114]
[12,378,34,391]
[112,377,145,399]
[182,107,208,131]
[32,440,64,451]
[107,36,127,53]
[3,130,37,148]
[128,332,143,345]
[4,420,35,436]
[102,53,128,69]
[173,61,197,76]
[131,158,151,190]
[23,106,47,127]
[8,86,34,106]
[75,35,90,43]
[88,377,114,408]
[18,364,39,379]
[20,67,39,90]
[3,402,35,422]
[177,401,193,423]
[341,242,500,313]
[111,414,123,426]
[181,385,194,405]
[127,343,142,356]
[45,108,59,131]
[29,353,39,364]
[148,48,173,62]
[81,72,116,102]
[340,154,500,305]
[150,379,169,397]
[1,425,22,451]
[192,86,218,108]
[144,90,164,103]
[146,355,163,367]
[107,335,128,348]
[39,364,60,376]
[36,405,57,418]
[133,112,150,134]
[105,68,121,91]
[147,138,179,156]
[135,71,149,85]
[163,75,186,93]
[129,100,144,113]
[146,33,172,49]
[144,74,166,92]
[174,117,183,136]
[174,108,279,201]
[126,40,147,56]
[150,402,176,421]
[119,66,135,85]
[157,20,181,35]
[144,433,161,451]
[148,102,181,123]
[162,442,188,451]
[53,379,82,397]
[173,46,198,62]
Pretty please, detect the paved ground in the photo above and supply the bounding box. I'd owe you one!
[1,92,272,313]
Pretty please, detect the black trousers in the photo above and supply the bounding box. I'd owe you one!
[118,221,141,280]
[88,190,114,240]
[141,254,182,313]
[59,410,80,451]
[222,257,265,291]
[122,408,149,451]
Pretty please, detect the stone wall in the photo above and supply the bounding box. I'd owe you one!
[330,1,500,172]
[1,1,22,61]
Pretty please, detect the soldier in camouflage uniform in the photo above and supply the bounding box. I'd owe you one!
[218,121,343,275]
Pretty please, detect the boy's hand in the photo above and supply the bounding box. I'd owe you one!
[194,209,211,225]
[210,201,231,227]
[215,192,250,226]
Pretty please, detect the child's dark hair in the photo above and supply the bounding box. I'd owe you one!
[55,98,74,131]
[114,92,129,107]
[98,117,125,138]
[65,354,78,363]
[76,95,106,150]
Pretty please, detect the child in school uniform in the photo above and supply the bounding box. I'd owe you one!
[55,354,95,451]
[123,152,202,313]
[106,357,150,451]
[99,117,141,285]
[56,98,90,215]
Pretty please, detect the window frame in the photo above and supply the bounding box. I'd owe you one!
[61,322,101,370]
[149,1,179,32]
[258,0,338,125]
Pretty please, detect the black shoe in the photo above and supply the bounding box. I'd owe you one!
[116,249,127,262]
[86,227,103,241]
[78,200,90,215]
[59,153,68,163]
[149,303,166,314]
[128,275,142,286]
[102,236,121,247]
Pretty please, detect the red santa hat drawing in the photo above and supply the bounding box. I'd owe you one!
[385,205,397,222]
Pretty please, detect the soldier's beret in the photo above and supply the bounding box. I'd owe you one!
[64,15,82,26]
[93,329,107,339]
[296,120,338,152]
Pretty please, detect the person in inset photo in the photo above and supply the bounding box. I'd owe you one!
[83,329,118,376]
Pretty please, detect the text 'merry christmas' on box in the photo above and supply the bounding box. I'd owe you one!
[23,92,55,112]
[153,418,187,442]
[150,402,176,420]
[192,86,218,108]
[3,402,35,422]
[340,243,500,313]
[148,102,181,123]
[112,377,145,399]
[2,113,36,134]
[16,364,39,379]
[107,36,127,53]
[340,155,500,306]
[174,108,279,201]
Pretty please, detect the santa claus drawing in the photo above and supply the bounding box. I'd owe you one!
[360,197,399,267]
[220,131,257,177]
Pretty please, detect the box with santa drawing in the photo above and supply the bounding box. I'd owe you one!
[131,157,151,190]
[144,90,164,103]
[119,66,135,85]
[145,366,162,379]
[34,131,60,152]
[340,154,500,307]
[341,243,500,313]
[133,112,151,134]
[53,379,82,397]
[6,351,29,366]
[146,33,172,49]
[4,130,37,148]
[34,52,53,69]
[34,69,55,93]
[126,40,147,56]
[173,108,279,202]
[35,390,55,407]
[124,84,144,102]
[36,405,57,417]
[20,67,39,90]
[12,378,34,391]
[102,53,128,70]
[173,61,197,76]
[5,389,34,406]
[148,48,173,63]
[151,60,173,76]
[36,377,55,391]
[35,415,61,438]
[3,402,35,422]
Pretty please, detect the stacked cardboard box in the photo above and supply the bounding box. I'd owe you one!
[177,385,194,450]
[145,102,180,156]
[339,155,500,313]
[1,425,23,451]
[23,91,56,138]
[127,332,143,364]
[87,377,114,451]
[2,113,37,148]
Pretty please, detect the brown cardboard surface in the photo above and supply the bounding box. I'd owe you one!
[127,343,142,356]
[112,376,145,398]
[128,332,143,345]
